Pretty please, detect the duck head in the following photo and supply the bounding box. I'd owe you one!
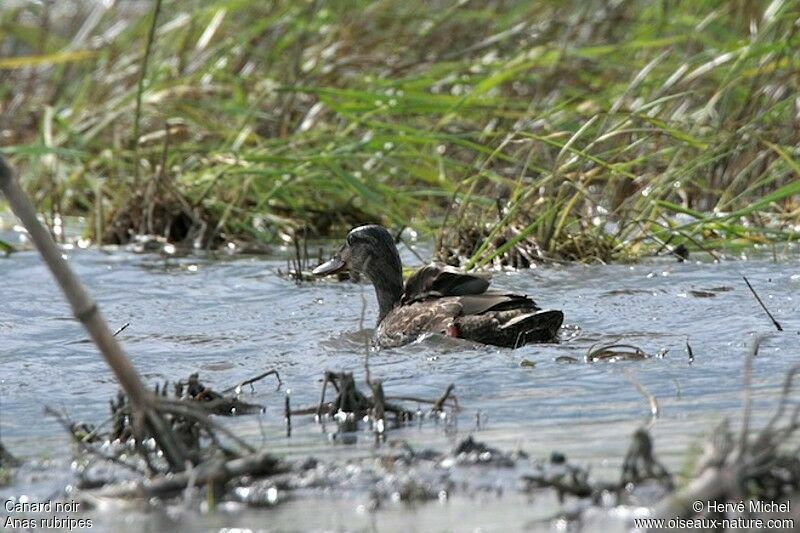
[313,225,404,322]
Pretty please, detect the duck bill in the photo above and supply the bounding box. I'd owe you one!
[312,256,346,276]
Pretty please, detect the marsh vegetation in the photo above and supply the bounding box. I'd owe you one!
[1,0,798,263]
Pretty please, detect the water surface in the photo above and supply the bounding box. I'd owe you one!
[1,223,798,531]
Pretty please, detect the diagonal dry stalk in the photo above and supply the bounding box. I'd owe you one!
[655,339,800,520]
[0,155,188,472]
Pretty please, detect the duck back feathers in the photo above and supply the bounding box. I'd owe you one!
[376,264,563,348]
[402,265,490,304]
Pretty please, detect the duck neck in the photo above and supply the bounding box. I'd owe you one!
[362,252,403,324]
[372,275,404,323]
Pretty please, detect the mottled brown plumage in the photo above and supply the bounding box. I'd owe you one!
[313,225,563,348]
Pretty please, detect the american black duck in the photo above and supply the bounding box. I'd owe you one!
[313,225,564,348]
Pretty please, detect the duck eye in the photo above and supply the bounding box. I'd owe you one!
[346,230,364,246]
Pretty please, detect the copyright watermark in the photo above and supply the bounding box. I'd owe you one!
[634,499,794,530]
[697,499,790,514]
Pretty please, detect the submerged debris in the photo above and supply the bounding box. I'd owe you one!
[522,427,674,509]
[258,437,590,509]
[451,436,524,467]
[54,372,273,483]
[177,372,267,416]
[522,451,594,501]
[586,343,649,362]
[34,359,800,530]
[554,355,579,364]
[277,229,318,282]
[620,429,672,490]
[290,371,458,438]
[36,371,286,499]
[672,243,690,262]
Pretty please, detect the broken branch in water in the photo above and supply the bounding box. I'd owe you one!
[0,155,189,472]
[86,451,283,500]
[742,275,783,331]
[44,406,146,477]
[300,370,457,433]
[383,394,459,410]
[50,370,283,495]
[432,383,457,412]
[222,369,282,394]
[156,399,257,455]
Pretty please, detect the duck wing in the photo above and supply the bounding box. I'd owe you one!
[379,292,557,348]
[456,290,540,316]
[380,264,562,348]
[402,265,490,304]
[455,308,564,348]
[454,290,562,348]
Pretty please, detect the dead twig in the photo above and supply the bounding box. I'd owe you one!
[656,347,800,520]
[44,406,145,476]
[284,391,292,438]
[432,383,457,412]
[0,156,189,472]
[384,395,459,409]
[742,276,783,331]
[308,370,458,432]
[623,370,659,419]
[86,451,282,500]
[222,369,282,394]
[156,399,256,455]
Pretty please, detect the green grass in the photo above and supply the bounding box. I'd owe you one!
[1,0,799,264]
